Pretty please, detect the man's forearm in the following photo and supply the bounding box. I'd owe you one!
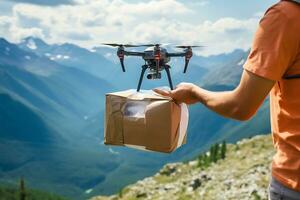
[154,70,273,119]
[193,86,252,121]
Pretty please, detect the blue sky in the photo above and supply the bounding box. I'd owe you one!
[0,0,278,55]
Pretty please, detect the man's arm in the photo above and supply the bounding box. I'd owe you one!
[154,69,275,121]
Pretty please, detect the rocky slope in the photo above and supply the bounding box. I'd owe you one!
[91,134,275,200]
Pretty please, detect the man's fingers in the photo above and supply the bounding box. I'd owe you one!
[153,89,172,97]
[153,88,184,104]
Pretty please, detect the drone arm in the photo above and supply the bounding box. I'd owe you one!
[167,52,186,57]
[117,50,144,72]
[124,51,145,57]
[119,59,126,72]
[168,51,193,73]
[184,59,190,73]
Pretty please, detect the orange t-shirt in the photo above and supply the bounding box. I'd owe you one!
[243,0,300,191]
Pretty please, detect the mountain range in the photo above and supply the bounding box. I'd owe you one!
[0,37,270,199]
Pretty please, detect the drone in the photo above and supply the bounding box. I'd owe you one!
[102,43,204,91]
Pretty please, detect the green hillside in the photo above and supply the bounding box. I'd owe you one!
[92,134,275,200]
[0,181,68,200]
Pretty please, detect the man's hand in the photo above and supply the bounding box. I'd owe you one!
[153,82,200,104]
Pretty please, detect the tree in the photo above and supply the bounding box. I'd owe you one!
[221,140,227,159]
[214,143,220,161]
[20,177,26,200]
[197,154,203,167]
[209,143,219,163]
[209,145,215,163]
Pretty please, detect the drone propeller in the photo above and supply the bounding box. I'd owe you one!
[102,43,141,48]
[175,45,205,49]
[138,44,162,47]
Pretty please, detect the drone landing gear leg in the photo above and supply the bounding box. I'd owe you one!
[165,65,174,90]
[137,65,148,92]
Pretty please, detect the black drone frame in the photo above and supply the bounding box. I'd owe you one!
[103,44,202,92]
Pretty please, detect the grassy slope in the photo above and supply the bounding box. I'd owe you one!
[92,134,275,200]
[0,184,68,200]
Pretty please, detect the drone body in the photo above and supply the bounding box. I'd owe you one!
[103,43,203,91]
[142,46,170,80]
[143,46,170,64]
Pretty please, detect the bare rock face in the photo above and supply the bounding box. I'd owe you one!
[91,134,275,200]
[159,163,180,176]
[189,178,202,191]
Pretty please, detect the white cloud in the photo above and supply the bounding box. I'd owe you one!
[189,1,209,7]
[8,0,74,6]
[0,0,261,55]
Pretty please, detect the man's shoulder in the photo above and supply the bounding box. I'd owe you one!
[261,0,300,29]
[275,0,300,19]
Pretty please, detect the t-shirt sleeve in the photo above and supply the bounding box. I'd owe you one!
[243,4,298,81]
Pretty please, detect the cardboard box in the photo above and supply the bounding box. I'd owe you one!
[104,89,188,153]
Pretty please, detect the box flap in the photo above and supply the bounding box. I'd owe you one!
[106,89,171,101]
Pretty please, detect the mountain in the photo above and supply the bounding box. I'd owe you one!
[0,37,271,199]
[200,49,249,87]
[1,38,183,199]
[18,37,117,81]
[1,38,113,138]
[0,93,57,143]
[0,38,122,199]
[18,37,168,90]
[92,134,275,200]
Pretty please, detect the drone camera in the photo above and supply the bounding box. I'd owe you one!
[147,72,161,80]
